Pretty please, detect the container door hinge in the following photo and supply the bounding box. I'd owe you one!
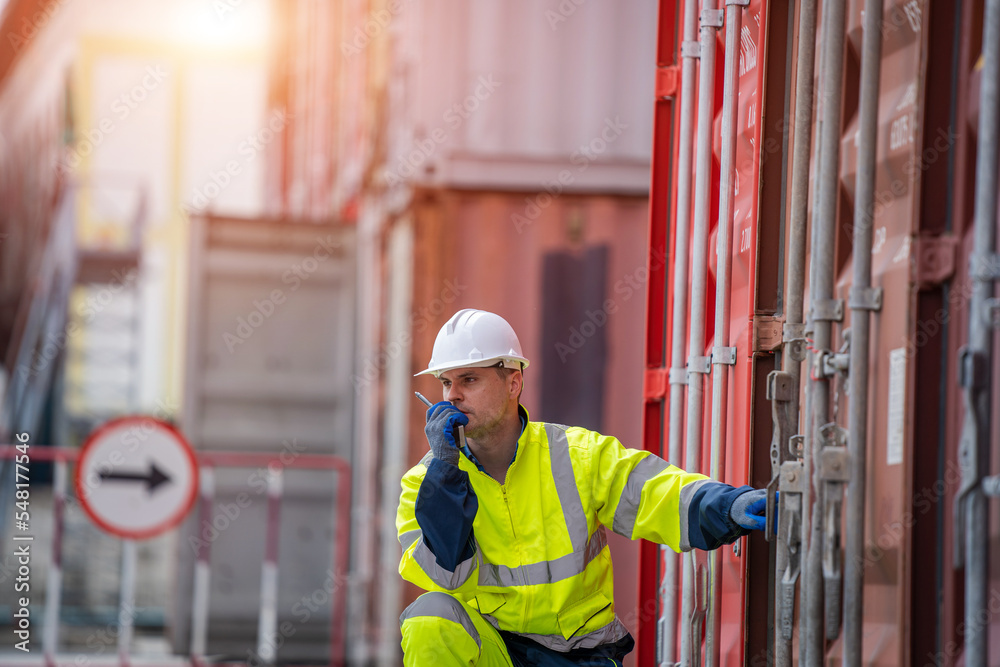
[643,368,669,400]
[913,235,958,287]
[656,65,680,99]
[783,322,808,361]
[753,315,784,352]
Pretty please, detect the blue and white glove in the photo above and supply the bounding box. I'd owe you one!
[730,488,767,531]
[424,401,468,467]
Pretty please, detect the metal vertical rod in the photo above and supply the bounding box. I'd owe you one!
[43,460,66,666]
[660,0,700,662]
[798,360,815,667]
[773,1,818,665]
[843,0,884,663]
[257,466,283,664]
[705,2,745,666]
[798,12,826,667]
[682,0,720,664]
[804,0,848,663]
[190,467,214,666]
[782,0,817,429]
[118,539,137,667]
[957,0,1000,664]
[332,467,352,667]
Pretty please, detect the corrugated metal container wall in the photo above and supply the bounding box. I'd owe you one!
[404,190,651,658]
[389,0,656,193]
[264,0,372,221]
[828,0,935,663]
[642,0,1000,665]
[264,0,339,220]
[0,2,78,395]
[826,1,998,663]
[645,0,789,662]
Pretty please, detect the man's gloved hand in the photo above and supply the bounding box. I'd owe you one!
[730,488,767,531]
[424,401,469,467]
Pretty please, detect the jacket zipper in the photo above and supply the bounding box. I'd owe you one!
[500,485,517,539]
[471,449,529,619]
[500,484,527,585]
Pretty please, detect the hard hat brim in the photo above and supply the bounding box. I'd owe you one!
[414,356,529,378]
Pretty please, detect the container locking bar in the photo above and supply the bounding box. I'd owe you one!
[956,3,999,664]
[689,552,710,667]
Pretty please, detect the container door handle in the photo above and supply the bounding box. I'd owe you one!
[778,460,804,640]
[818,422,849,641]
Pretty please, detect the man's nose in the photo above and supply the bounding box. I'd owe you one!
[444,384,462,403]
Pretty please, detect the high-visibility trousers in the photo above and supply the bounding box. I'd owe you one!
[400,592,514,666]
[399,592,629,666]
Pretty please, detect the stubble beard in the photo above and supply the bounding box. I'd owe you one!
[464,404,508,440]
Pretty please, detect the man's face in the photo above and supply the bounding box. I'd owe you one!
[437,366,516,439]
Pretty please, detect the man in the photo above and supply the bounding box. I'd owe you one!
[397,309,767,666]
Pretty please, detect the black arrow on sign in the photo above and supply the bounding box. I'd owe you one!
[99,463,171,493]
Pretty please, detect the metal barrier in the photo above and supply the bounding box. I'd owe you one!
[0,445,351,667]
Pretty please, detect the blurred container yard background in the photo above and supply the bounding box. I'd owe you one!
[0,0,658,664]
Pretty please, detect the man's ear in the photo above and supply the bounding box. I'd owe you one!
[509,370,523,399]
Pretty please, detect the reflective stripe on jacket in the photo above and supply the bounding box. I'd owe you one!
[396,411,750,652]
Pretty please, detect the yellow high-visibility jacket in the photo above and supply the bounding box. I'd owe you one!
[396,408,749,652]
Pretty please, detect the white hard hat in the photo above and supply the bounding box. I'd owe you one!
[416,309,530,377]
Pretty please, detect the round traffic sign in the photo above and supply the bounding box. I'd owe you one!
[75,416,199,539]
